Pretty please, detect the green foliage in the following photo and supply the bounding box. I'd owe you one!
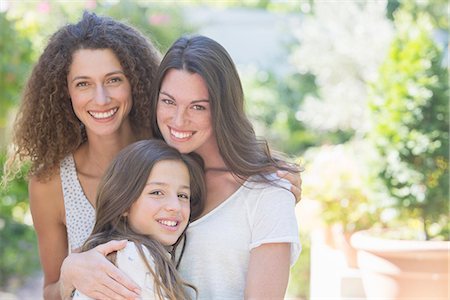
[399,0,449,31]
[0,12,33,129]
[367,11,449,240]
[302,142,381,233]
[244,69,353,156]
[0,152,39,289]
[96,0,195,53]
[287,232,310,299]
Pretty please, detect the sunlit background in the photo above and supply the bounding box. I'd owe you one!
[0,0,448,299]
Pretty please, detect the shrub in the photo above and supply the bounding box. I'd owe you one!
[367,11,449,240]
[0,152,39,289]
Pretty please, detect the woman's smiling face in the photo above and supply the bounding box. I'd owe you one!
[156,69,214,155]
[67,48,132,137]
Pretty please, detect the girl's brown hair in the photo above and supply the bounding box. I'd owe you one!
[150,35,300,183]
[7,12,161,181]
[82,139,205,299]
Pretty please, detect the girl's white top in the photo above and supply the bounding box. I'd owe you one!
[178,174,301,299]
[73,241,164,299]
[60,155,95,251]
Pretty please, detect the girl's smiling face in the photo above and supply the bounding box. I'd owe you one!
[127,159,191,246]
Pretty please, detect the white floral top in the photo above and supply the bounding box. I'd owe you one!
[60,155,95,251]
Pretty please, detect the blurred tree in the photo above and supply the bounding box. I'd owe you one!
[290,1,394,137]
[96,0,195,52]
[0,12,33,146]
[367,9,449,240]
[243,67,348,155]
[0,151,39,290]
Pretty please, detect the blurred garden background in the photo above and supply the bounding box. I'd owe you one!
[0,0,448,299]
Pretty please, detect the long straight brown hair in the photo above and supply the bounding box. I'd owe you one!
[150,35,300,185]
[81,140,205,299]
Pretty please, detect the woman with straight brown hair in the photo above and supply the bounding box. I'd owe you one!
[149,35,302,299]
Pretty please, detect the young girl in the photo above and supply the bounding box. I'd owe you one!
[73,139,205,299]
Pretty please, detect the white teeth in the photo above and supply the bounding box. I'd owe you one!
[158,220,178,227]
[170,129,193,139]
[89,107,118,119]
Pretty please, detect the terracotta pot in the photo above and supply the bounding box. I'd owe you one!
[351,230,449,300]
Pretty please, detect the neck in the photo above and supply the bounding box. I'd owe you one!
[79,125,139,176]
[195,139,229,171]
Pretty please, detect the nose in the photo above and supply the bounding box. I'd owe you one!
[93,85,111,105]
[165,194,181,212]
[173,107,187,127]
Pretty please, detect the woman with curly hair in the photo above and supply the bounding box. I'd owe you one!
[7,11,161,299]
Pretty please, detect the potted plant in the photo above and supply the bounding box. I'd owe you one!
[351,10,449,300]
[303,141,380,268]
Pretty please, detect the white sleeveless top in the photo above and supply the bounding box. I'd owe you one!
[60,155,96,251]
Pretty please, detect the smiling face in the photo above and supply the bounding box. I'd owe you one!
[127,159,191,246]
[67,48,132,137]
[156,69,214,155]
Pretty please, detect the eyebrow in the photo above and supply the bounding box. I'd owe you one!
[146,181,190,190]
[159,91,209,103]
[71,70,125,83]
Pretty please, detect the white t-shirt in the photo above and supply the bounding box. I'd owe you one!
[73,241,166,300]
[178,175,301,299]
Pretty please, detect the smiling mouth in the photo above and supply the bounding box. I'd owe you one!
[157,219,179,227]
[88,107,118,119]
[170,128,194,139]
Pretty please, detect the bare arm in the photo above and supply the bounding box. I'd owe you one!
[245,243,291,300]
[29,175,71,300]
[29,176,140,300]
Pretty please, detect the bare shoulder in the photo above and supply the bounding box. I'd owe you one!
[29,170,65,224]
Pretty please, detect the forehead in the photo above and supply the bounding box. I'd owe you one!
[147,159,190,182]
[68,48,123,76]
[160,69,209,100]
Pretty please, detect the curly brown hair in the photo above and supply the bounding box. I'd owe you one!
[8,11,161,181]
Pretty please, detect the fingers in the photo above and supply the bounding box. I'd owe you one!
[95,239,128,256]
[80,266,140,300]
[277,170,302,203]
[277,171,302,186]
[291,185,302,203]
[99,274,138,300]
[105,264,141,298]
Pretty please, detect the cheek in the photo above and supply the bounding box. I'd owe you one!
[156,106,171,128]
[182,203,191,218]
[157,105,169,120]
[69,96,85,119]
[118,87,133,105]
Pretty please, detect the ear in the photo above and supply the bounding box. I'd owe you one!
[122,212,129,217]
